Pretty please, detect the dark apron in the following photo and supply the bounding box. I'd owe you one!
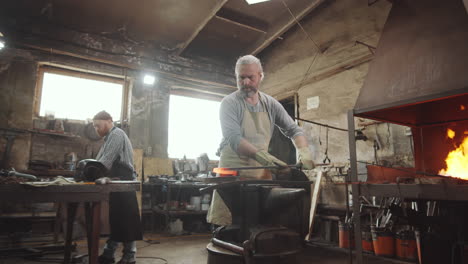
[108,161,143,242]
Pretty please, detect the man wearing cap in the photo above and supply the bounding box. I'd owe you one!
[93,111,142,264]
[207,55,315,226]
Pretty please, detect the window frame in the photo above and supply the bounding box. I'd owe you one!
[34,65,130,122]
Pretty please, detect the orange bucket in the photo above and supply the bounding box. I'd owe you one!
[371,227,394,257]
[362,230,374,253]
[395,231,417,261]
[339,222,355,249]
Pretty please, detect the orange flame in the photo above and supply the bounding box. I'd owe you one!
[439,133,468,179]
[461,105,466,111]
[447,128,455,139]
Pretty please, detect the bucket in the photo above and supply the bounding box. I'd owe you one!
[395,231,417,261]
[371,226,394,257]
[362,230,374,253]
[338,222,355,249]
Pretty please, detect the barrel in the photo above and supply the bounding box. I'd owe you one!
[371,226,394,257]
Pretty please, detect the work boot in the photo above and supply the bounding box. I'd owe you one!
[98,255,115,264]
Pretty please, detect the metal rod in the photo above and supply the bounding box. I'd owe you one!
[212,238,244,255]
[295,117,348,132]
[221,164,301,170]
[348,110,363,264]
[221,163,330,171]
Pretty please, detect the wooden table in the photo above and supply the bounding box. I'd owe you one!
[0,183,140,264]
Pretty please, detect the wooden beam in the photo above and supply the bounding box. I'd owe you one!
[176,0,229,56]
[248,0,326,55]
[171,89,224,101]
[3,20,236,88]
[214,15,267,34]
[171,85,231,97]
[16,41,237,90]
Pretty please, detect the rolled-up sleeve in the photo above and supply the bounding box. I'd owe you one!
[271,99,304,139]
[220,97,243,152]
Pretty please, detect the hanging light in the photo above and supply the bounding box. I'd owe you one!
[143,74,156,85]
[245,0,271,4]
[0,32,5,50]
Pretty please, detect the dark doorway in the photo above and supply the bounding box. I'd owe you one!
[268,96,297,164]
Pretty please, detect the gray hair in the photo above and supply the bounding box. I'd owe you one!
[235,55,264,81]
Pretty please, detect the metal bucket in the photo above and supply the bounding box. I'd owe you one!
[338,222,355,249]
[371,226,394,257]
[395,231,417,261]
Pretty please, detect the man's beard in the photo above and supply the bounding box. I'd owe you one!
[239,85,258,98]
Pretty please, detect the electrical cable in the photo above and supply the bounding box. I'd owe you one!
[280,0,322,52]
[295,117,348,132]
[136,256,168,263]
[280,0,321,92]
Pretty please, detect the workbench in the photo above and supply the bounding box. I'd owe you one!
[0,183,140,264]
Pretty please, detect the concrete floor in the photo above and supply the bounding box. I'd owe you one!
[0,233,411,264]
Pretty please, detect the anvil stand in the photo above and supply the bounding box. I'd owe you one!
[201,178,311,264]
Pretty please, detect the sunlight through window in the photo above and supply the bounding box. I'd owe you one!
[168,95,222,160]
[39,72,123,120]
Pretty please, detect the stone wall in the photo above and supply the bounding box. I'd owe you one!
[258,0,414,176]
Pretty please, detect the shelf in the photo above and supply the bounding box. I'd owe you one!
[144,182,212,188]
[359,183,468,201]
[153,208,207,216]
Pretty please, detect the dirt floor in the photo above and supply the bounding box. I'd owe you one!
[0,233,413,264]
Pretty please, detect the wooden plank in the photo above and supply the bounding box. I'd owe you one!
[143,157,174,176]
[176,0,229,55]
[305,170,323,240]
[248,0,326,55]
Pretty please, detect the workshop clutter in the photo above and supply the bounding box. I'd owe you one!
[173,154,217,177]
[338,196,426,261]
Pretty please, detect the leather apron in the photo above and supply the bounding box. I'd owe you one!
[108,163,143,242]
[207,96,272,225]
[97,139,143,242]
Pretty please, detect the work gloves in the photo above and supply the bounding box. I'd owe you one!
[254,150,287,167]
[297,147,315,170]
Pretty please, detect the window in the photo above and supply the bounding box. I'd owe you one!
[36,67,126,121]
[168,95,222,160]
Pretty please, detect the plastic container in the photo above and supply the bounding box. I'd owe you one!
[395,231,417,261]
[371,226,395,257]
[169,219,184,235]
[339,222,355,249]
[190,196,202,211]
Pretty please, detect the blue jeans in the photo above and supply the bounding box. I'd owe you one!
[101,239,136,262]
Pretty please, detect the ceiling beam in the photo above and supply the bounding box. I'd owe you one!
[247,0,326,55]
[176,0,229,56]
[214,15,267,34]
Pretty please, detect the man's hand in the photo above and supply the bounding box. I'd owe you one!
[297,147,315,170]
[254,150,287,167]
